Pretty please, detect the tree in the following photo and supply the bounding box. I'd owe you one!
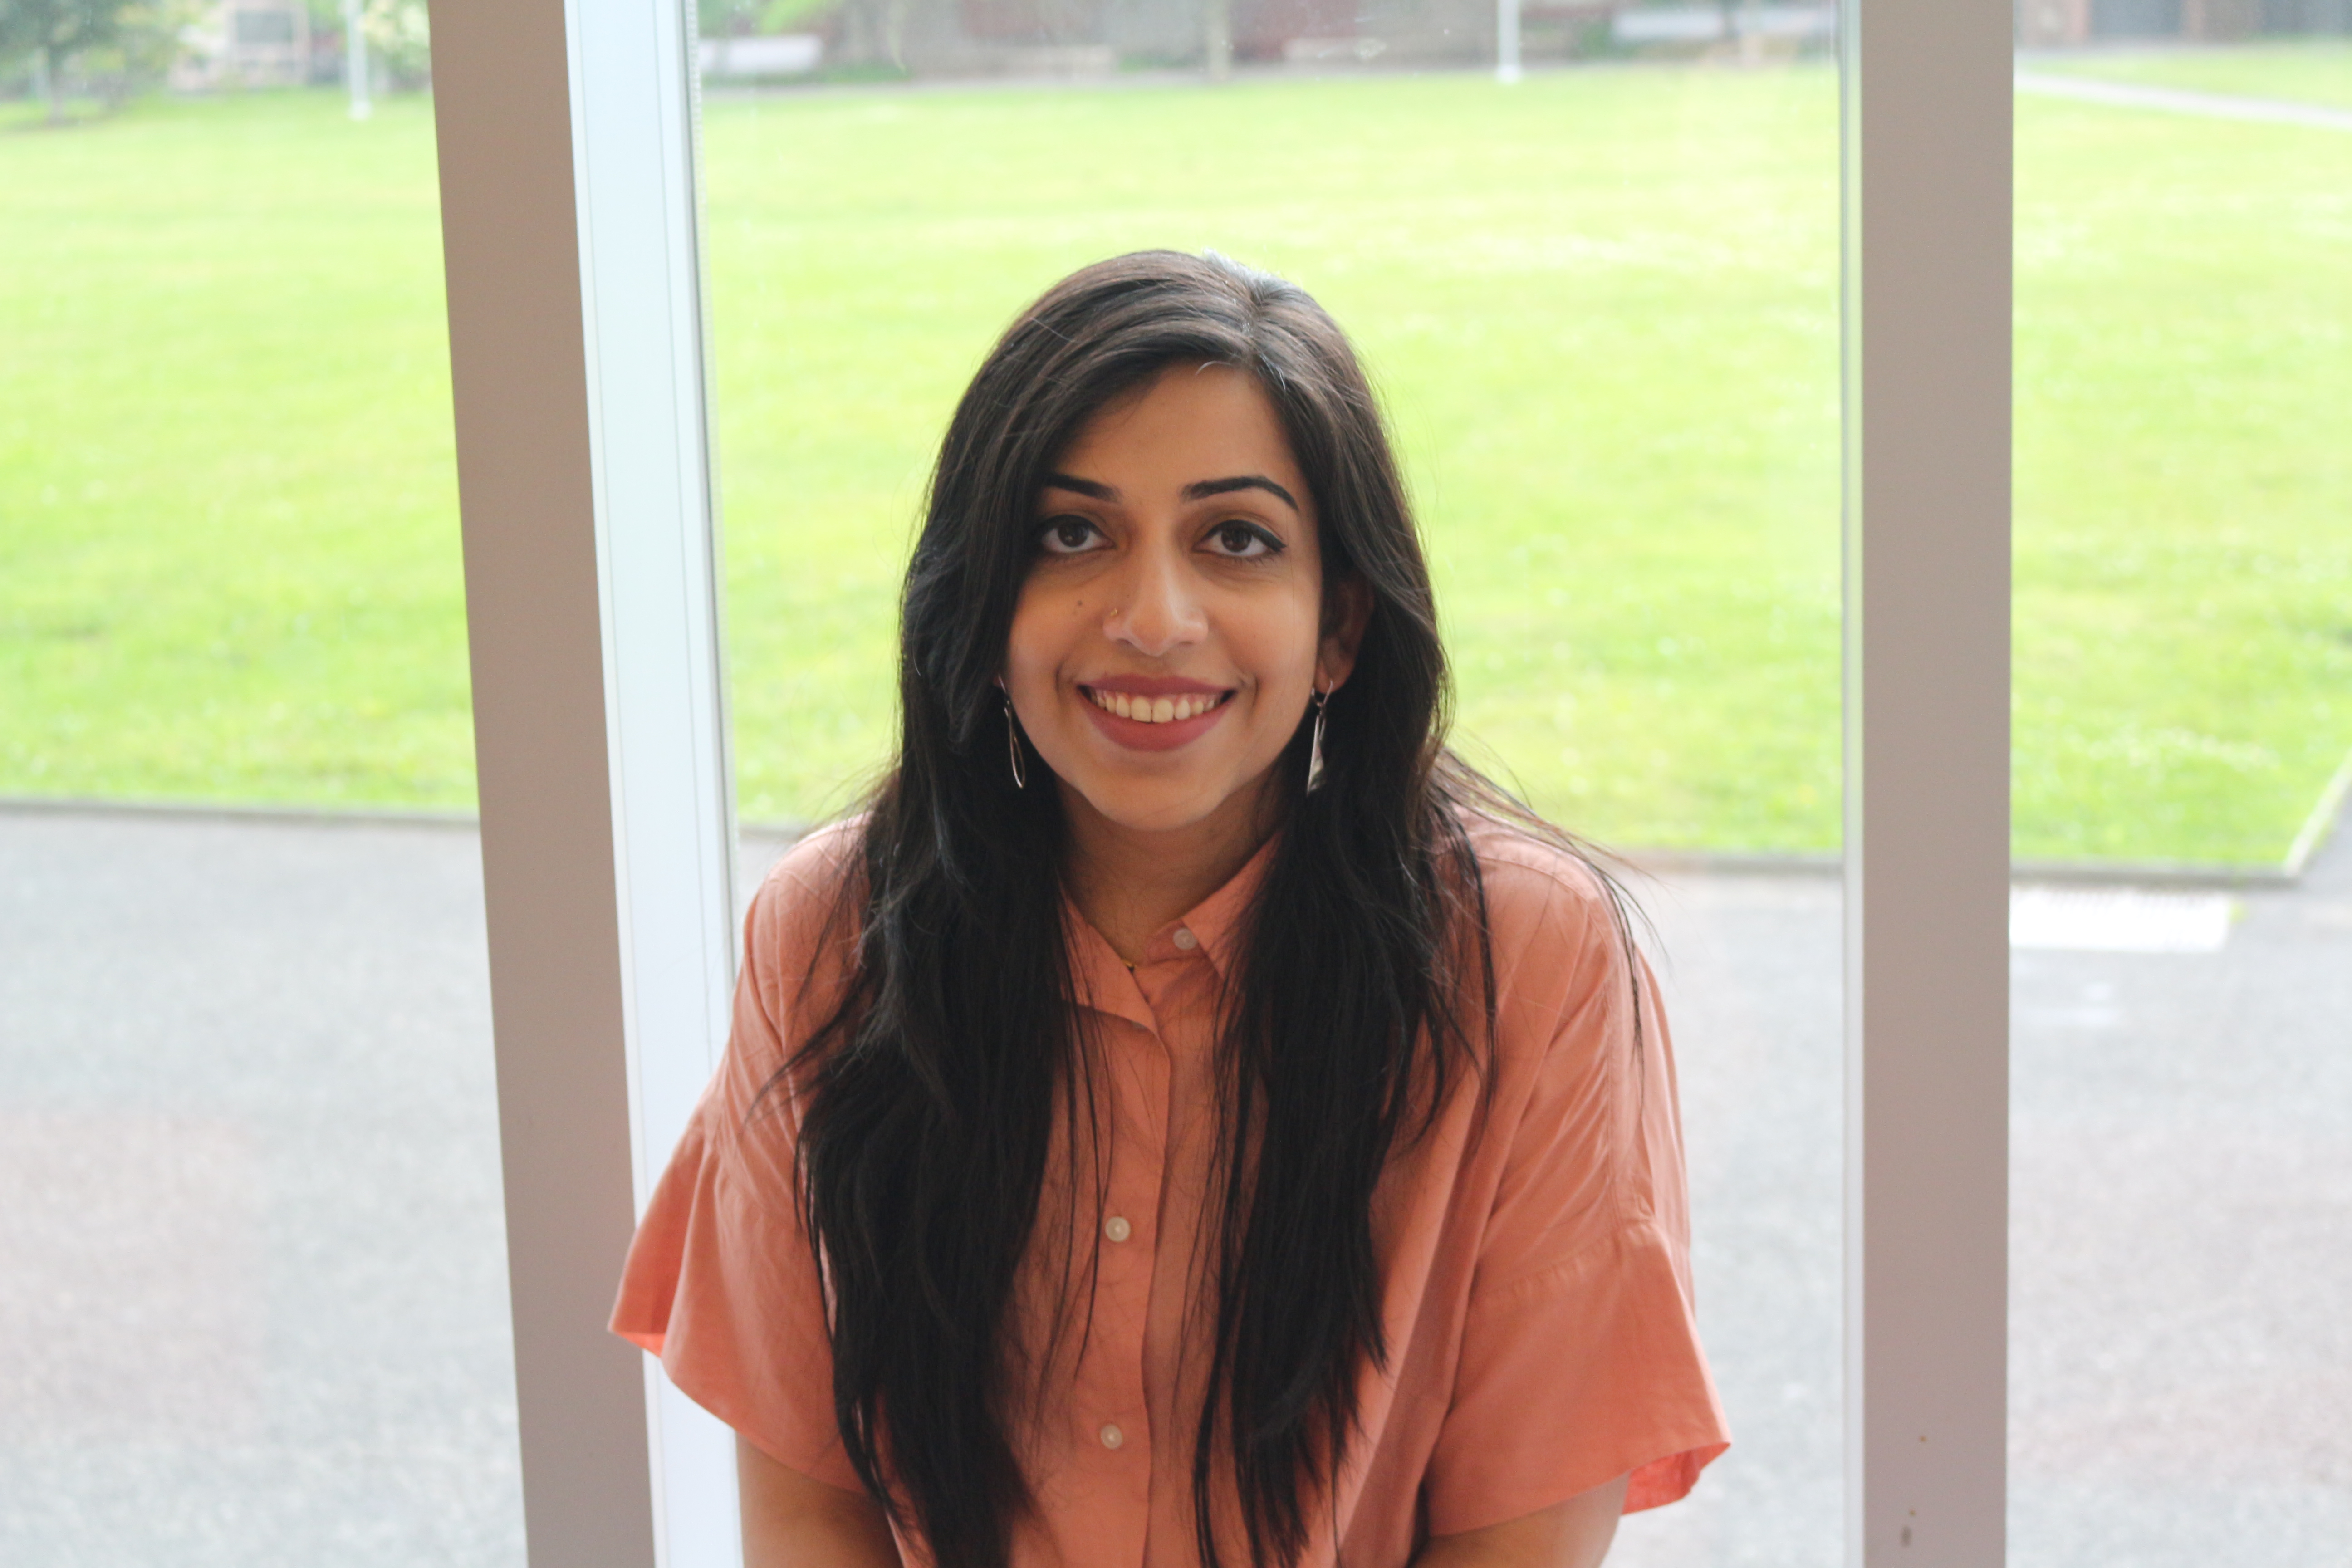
[0,0,131,122]
[359,0,428,90]
[701,0,838,38]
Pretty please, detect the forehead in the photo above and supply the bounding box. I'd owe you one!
[1056,365,1309,498]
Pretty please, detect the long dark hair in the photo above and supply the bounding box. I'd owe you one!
[785,251,1626,1567]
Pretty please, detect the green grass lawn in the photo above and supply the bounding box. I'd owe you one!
[0,92,471,805]
[2012,75,2352,860]
[3,55,2346,863]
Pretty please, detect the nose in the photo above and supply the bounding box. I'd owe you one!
[1102,538,1205,659]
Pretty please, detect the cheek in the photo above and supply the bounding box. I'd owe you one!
[1004,587,1079,691]
[1234,585,1327,693]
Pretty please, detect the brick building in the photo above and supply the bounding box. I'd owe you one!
[2018,0,2349,47]
[168,1,313,90]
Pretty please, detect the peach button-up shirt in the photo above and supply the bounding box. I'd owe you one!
[613,818,1727,1566]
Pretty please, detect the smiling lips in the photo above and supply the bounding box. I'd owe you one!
[1078,683,1235,752]
[1085,687,1230,724]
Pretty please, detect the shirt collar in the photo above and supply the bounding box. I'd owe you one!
[1064,833,1280,1029]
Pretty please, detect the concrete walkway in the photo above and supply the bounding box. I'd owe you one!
[2017,69,2352,133]
[2,806,2345,1565]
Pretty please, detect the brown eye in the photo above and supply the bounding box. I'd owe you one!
[1039,516,1104,555]
[1209,521,1276,559]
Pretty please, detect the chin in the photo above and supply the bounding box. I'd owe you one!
[1083,793,1225,836]
[1065,772,1240,835]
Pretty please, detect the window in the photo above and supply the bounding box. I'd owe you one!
[0,70,521,1567]
[430,0,2014,1560]
[700,28,1846,1562]
[2009,22,2352,1563]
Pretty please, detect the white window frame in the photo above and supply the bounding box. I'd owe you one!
[431,0,740,1563]
[428,1,2013,1562]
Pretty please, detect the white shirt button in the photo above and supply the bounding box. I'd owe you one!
[1104,1215,1132,1243]
[1099,1422,1125,1450]
[1172,927,1198,951]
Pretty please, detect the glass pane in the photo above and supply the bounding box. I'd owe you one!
[701,6,1844,1558]
[0,47,524,1567]
[2012,17,2352,1563]
[710,68,1843,850]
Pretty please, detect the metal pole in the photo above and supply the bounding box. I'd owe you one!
[1497,0,1521,82]
[344,0,372,120]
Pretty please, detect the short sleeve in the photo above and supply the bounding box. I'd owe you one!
[609,833,864,1492]
[1421,853,1730,1533]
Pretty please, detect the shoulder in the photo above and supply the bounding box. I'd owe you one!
[747,817,864,933]
[765,814,867,893]
[1444,816,1669,1230]
[1445,810,1653,1114]
[1454,812,1628,991]
[740,816,869,1016]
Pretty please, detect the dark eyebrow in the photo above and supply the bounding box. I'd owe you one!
[1041,472,1117,501]
[1183,475,1298,512]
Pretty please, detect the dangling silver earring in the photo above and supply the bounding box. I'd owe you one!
[1304,682,1331,794]
[1004,696,1028,789]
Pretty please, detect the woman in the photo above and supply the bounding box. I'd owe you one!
[613,251,1727,1568]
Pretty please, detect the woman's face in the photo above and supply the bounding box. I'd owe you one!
[1004,364,1362,839]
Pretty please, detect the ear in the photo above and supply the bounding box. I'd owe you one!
[1317,575,1373,693]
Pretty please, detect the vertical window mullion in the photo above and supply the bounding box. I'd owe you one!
[432,0,741,1562]
[1841,1,2014,1563]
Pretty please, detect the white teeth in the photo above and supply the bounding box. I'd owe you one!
[1088,689,1223,724]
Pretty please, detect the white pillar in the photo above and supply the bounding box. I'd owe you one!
[1496,0,1521,82]
[1840,0,2014,1563]
[428,0,741,1562]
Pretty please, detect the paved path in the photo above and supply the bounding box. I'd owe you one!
[0,811,521,1567]
[2017,69,2352,133]
[3,807,2345,1565]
